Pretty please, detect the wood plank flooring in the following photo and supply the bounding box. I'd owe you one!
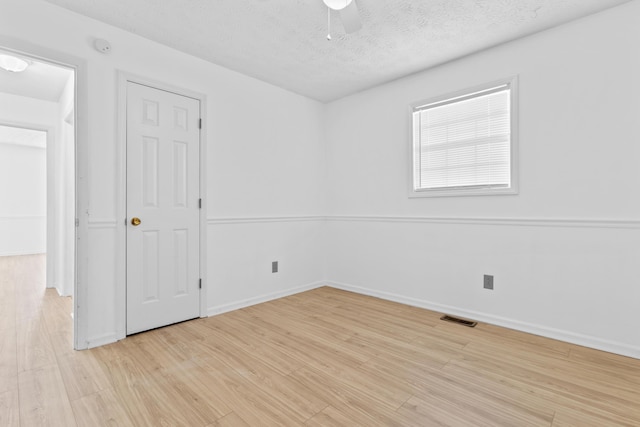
[2,254,640,426]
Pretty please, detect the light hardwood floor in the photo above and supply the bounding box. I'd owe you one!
[2,254,639,426]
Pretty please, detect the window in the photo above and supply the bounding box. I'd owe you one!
[411,77,518,197]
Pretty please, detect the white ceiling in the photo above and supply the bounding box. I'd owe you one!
[42,0,630,102]
[0,51,73,102]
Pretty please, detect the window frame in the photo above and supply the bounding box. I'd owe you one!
[409,76,519,198]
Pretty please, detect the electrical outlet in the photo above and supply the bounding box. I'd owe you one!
[484,274,494,290]
[272,261,278,273]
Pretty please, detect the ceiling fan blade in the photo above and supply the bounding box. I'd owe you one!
[339,0,362,33]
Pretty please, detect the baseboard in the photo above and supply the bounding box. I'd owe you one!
[86,333,119,349]
[207,281,325,317]
[0,250,46,257]
[326,280,640,360]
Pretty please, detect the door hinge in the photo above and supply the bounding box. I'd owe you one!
[199,278,202,289]
[199,198,202,209]
[75,218,79,227]
[198,118,202,129]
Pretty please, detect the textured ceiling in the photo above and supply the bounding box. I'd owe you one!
[43,0,631,102]
[0,49,73,102]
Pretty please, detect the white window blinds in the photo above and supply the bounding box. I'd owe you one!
[412,82,513,193]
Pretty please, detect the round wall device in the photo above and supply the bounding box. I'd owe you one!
[94,38,112,54]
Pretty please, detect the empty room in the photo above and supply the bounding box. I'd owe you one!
[1,0,639,425]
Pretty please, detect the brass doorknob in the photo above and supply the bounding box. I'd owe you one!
[131,217,141,226]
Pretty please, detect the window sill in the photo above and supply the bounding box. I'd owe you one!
[409,187,518,198]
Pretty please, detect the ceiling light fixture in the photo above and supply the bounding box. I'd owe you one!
[323,0,353,11]
[322,0,362,40]
[0,54,29,73]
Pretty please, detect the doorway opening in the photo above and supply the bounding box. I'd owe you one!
[0,48,76,347]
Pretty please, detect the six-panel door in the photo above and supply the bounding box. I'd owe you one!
[126,82,200,335]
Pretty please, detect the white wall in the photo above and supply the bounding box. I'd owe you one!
[1,0,327,347]
[324,1,640,358]
[0,127,47,256]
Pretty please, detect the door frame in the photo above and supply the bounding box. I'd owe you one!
[0,36,88,350]
[116,72,208,340]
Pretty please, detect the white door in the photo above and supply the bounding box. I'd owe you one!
[126,82,201,335]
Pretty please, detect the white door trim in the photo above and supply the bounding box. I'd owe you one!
[116,72,208,340]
